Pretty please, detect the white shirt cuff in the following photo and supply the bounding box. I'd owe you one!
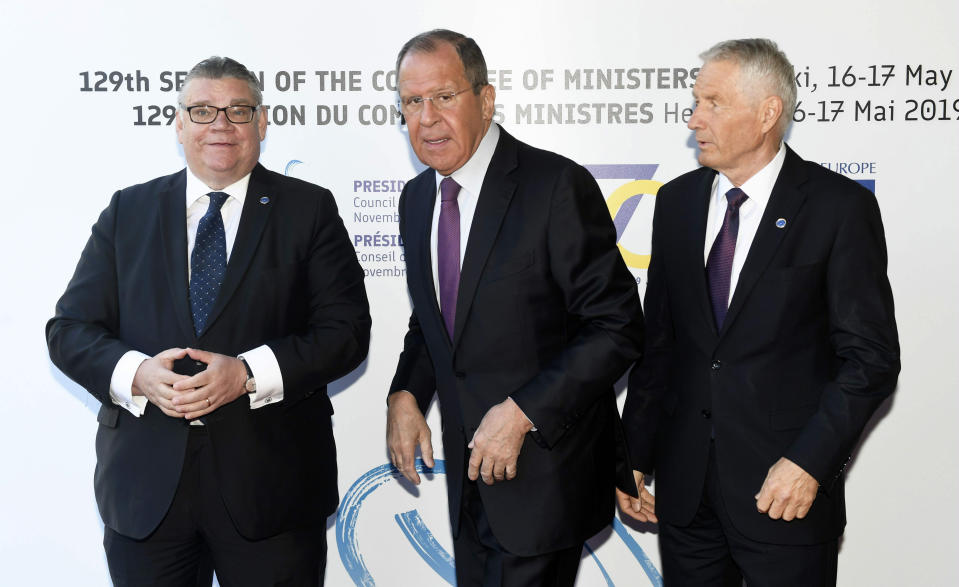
[239,345,284,409]
[110,350,150,417]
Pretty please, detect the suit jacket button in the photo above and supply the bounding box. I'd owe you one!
[701,409,712,419]
[711,360,722,370]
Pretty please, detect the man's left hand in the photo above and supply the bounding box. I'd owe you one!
[171,348,248,419]
[755,457,819,521]
[467,398,534,485]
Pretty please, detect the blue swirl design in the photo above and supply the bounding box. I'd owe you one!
[284,159,303,176]
[612,517,663,586]
[394,510,456,585]
[337,458,662,586]
[337,458,446,586]
[583,542,615,586]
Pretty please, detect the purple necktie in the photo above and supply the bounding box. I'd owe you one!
[438,177,462,340]
[706,187,748,329]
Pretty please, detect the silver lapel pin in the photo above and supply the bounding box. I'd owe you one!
[259,196,270,205]
[775,218,787,229]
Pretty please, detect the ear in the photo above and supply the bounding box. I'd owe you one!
[759,95,784,135]
[175,109,185,144]
[480,84,496,121]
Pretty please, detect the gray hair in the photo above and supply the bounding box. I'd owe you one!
[396,29,489,93]
[177,56,263,106]
[700,38,796,137]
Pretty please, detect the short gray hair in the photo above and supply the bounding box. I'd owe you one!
[177,56,263,106]
[396,29,489,93]
[700,39,796,137]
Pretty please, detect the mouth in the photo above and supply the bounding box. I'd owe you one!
[423,138,450,147]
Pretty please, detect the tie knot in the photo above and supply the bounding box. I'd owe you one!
[207,191,229,211]
[440,177,461,202]
[725,187,748,210]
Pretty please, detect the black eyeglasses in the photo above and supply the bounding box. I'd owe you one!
[181,104,259,124]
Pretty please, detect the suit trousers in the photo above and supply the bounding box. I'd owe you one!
[658,441,837,587]
[103,426,327,587]
[452,476,582,587]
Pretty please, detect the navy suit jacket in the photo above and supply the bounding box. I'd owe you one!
[390,128,643,556]
[47,163,370,540]
[623,146,900,544]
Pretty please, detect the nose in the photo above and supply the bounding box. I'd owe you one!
[418,99,440,125]
[687,105,703,130]
[210,109,233,129]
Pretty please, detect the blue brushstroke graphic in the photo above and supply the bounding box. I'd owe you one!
[394,510,456,585]
[336,458,445,586]
[584,542,616,587]
[337,458,662,586]
[612,517,663,586]
[284,159,303,176]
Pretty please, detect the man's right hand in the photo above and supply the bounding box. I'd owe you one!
[132,348,190,418]
[387,391,434,485]
[616,470,658,523]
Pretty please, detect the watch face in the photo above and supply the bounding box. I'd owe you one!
[245,378,256,393]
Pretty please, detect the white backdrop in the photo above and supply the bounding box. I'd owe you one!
[1,0,956,585]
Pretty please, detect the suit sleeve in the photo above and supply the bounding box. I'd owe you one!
[509,163,644,448]
[264,189,371,402]
[388,185,437,415]
[621,184,674,474]
[46,191,134,404]
[784,185,900,487]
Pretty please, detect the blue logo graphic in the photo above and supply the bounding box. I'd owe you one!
[855,179,876,193]
[584,164,661,270]
[336,459,663,586]
[285,159,303,175]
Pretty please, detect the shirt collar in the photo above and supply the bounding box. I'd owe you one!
[715,142,786,209]
[184,167,252,209]
[434,122,501,198]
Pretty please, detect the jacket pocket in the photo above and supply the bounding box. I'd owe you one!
[483,251,535,283]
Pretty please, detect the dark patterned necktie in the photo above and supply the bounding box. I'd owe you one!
[190,192,229,335]
[438,177,461,340]
[706,187,748,329]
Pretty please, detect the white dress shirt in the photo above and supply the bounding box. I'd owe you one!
[430,122,501,303]
[703,143,787,308]
[108,167,284,416]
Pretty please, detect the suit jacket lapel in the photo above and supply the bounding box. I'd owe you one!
[203,163,274,334]
[688,168,719,337]
[158,170,196,341]
[452,132,518,350]
[721,146,808,336]
[409,173,444,339]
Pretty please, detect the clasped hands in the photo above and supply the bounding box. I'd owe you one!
[617,457,819,524]
[387,392,532,486]
[132,347,247,420]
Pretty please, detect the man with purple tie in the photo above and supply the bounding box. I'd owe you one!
[385,29,643,586]
[619,39,900,586]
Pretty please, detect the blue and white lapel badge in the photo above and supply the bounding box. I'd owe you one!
[775,218,787,229]
[259,196,271,205]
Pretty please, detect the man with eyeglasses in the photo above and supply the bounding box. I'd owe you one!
[47,56,370,585]
[386,30,643,585]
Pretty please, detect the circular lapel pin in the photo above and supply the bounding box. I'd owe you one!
[259,196,270,205]
[775,218,787,229]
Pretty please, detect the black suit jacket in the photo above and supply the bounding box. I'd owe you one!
[623,145,900,544]
[390,128,643,556]
[47,163,370,540]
